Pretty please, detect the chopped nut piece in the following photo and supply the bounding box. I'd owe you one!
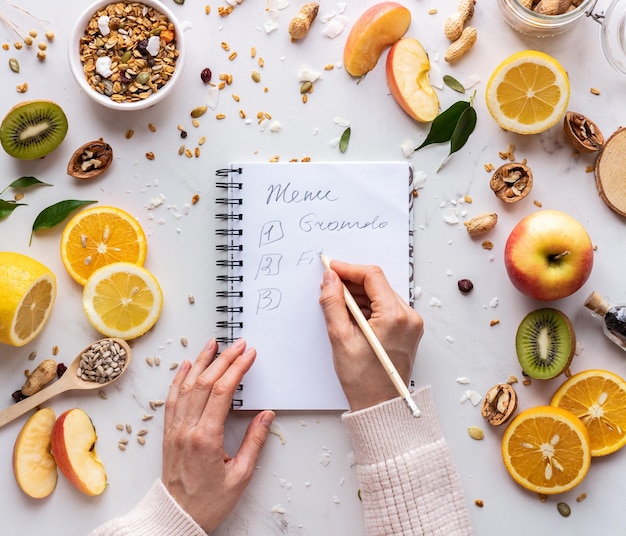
[489,319,500,326]
[481,240,494,250]
[465,212,497,237]
[474,499,484,507]
[146,151,155,160]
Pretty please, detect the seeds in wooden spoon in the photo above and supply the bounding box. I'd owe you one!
[76,339,127,383]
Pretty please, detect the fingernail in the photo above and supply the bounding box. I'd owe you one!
[232,338,245,350]
[322,269,336,286]
[261,410,275,428]
[202,338,217,352]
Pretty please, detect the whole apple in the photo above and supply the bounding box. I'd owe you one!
[504,210,594,301]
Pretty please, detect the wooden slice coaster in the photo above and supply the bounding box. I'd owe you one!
[595,127,626,217]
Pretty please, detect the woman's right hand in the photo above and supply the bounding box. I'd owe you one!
[319,261,424,412]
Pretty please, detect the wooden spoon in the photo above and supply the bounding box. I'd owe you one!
[0,338,131,429]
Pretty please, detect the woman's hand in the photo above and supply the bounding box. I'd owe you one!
[161,338,274,533]
[319,261,424,412]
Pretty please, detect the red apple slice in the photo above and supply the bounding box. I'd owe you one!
[13,407,58,499]
[343,2,411,77]
[51,408,107,496]
[386,37,439,123]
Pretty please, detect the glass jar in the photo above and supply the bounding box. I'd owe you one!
[497,0,596,37]
[600,0,626,75]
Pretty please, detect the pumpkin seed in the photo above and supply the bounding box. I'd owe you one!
[467,426,484,440]
[300,81,312,94]
[121,50,132,63]
[136,71,150,85]
[557,502,571,517]
[191,105,207,118]
[9,57,19,73]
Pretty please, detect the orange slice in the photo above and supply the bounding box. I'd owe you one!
[60,206,147,285]
[485,50,570,135]
[501,405,591,495]
[551,369,626,456]
[82,261,162,340]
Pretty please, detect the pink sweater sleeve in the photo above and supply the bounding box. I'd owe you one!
[342,386,474,536]
[87,479,207,536]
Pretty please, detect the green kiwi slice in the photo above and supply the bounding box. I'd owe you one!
[0,100,68,160]
[515,308,576,380]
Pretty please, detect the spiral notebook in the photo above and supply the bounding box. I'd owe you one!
[215,161,415,410]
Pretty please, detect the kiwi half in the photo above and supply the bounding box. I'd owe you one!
[515,308,576,380]
[0,100,68,160]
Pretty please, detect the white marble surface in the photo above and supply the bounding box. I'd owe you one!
[1,0,626,534]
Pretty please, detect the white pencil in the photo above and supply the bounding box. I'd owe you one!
[320,254,421,418]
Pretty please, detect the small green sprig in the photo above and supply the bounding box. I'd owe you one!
[414,91,477,172]
[0,176,50,218]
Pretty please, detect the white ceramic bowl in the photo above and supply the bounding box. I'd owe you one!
[69,0,186,111]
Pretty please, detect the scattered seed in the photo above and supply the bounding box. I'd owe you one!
[251,70,261,83]
[484,163,495,172]
[538,493,548,503]
[474,499,484,507]
[116,423,124,431]
[194,147,200,157]
[216,113,226,120]
[232,93,240,102]
[576,493,587,502]
[507,375,518,384]
[221,41,230,51]
[270,155,280,162]
[300,81,313,94]
[29,29,37,38]
[146,151,155,160]
[250,46,257,57]
[154,356,161,366]
[9,57,19,73]
[258,57,265,68]
[198,136,206,145]
[14,42,22,50]
[557,502,571,517]
[585,165,594,173]
[324,64,334,70]
[482,240,494,250]
[181,336,189,347]
[148,123,157,132]
[126,423,132,433]
[590,87,601,95]
[137,428,148,436]
[191,105,207,118]
[228,51,237,61]
[28,352,37,361]
[534,200,543,207]
[37,42,47,51]
[118,442,127,451]
[36,51,46,61]
[52,346,59,356]
[489,319,500,326]
[146,357,154,367]
[23,36,33,46]
[137,436,146,445]
[178,144,185,155]
[522,379,531,386]
[45,31,55,41]
[188,294,195,304]
[119,437,129,445]
[191,194,200,205]
[16,82,28,93]
[192,119,200,128]
[463,195,473,203]
[170,361,179,370]
[467,426,484,440]
[125,129,134,139]
[429,8,438,14]
[142,414,154,421]
[98,390,108,400]
[239,109,246,119]
[205,5,211,14]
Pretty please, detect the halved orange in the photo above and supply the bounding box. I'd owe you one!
[60,206,147,285]
[502,405,590,495]
[551,369,626,457]
[485,50,570,135]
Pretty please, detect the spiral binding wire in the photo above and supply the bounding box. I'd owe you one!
[216,167,245,407]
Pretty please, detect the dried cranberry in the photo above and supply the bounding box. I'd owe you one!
[200,67,212,84]
[12,390,26,403]
[457,279,474,293]
[180,130,188,139]
[57,362,67,378]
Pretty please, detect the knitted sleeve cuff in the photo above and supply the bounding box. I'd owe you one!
[341,386,444,465]
[87,479,207,536]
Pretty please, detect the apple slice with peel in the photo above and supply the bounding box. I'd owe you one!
[386,37,439,123]
[51,408,107,496]
[343,2,411,77]
[13,407,58,498]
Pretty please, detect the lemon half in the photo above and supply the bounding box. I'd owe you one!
[485,50,570,135]
[0,252,56,347]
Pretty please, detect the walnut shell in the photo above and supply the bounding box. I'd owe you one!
[481,383,518,426]
[563,111,604,153]
[490,162,533,203]
[67,139,113,180]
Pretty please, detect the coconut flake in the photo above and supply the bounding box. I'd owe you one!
[270,121,282,133]
[264,9,279,33]
[334,116,350,128]
[95,56,113,78]
[461,72,482,89]
[98,16,110,35]
[429,61,444,90]
[401,139,418,158]
[146,35,160,56]
[206,85,220,109]
[299,67,322,82]
[456,377,471,384]
[323,16,347,38]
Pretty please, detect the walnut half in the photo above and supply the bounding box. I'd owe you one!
[563,111,604,153]
[490,162,533,203]
[67,139,113,180]
[481,383,518,426]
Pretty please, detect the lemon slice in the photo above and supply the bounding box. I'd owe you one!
[0,252,56,346]
[82,262,162,340]
[61,206,147,286]
[485,50,570,135]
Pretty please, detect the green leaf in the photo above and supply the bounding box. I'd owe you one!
[339,127,351,153]
[9,176,51,189]
[443,75,465,93]
[449,105,477,156]
[0,199,27,219]
[30,199,97,245]
[437,106,478,172]
[415,100,470,151]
